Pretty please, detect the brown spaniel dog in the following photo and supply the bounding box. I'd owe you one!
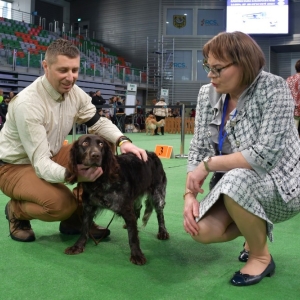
[64,134,169,265]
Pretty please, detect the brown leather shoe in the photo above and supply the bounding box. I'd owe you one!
[5,201,35,242]
[59,221,110,240]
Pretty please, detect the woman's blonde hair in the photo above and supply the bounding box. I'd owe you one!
[203,31,265,85]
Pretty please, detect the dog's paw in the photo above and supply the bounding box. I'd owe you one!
[130,253,147,265]
[157,230,170,240]
[64,245,85,255]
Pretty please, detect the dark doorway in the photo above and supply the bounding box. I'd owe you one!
[34,0,63,31]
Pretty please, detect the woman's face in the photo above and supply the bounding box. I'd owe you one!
[206,53,244,97]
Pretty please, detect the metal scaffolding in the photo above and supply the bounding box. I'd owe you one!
[146,36,175,104]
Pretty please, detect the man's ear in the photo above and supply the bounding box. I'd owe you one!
[42,60,48,74]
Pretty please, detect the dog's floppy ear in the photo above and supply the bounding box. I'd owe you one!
[65,140,80,184]
[101,138,119,181]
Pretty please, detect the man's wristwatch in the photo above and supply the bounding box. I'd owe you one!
[116,136,132,147]
[203,156,212,172]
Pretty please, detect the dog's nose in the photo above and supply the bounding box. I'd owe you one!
[91,152,100,160]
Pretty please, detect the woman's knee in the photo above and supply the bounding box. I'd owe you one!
[190,199,235,244]
[191,225,215,244]
[188,220,219,244]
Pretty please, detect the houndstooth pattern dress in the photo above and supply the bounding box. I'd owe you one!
[188,71,300,241]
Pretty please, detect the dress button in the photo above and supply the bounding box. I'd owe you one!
[236,141,240,147]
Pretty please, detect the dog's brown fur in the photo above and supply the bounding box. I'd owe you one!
[145,114,165,135]
[64,134,169,265]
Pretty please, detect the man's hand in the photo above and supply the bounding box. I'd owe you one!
[77,164,103,182]
[120,142,147,161]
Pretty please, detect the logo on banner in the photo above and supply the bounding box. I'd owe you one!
[201,19,218,26]
[168,62,187,69]
[173,15,186,29]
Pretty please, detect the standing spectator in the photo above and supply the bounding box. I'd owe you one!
[0,89,3,103]
[8,91,15,100]
[286,59,300,129]
[109,96,119,125]
[149,98,157,114]
[0,96,10,127]
[92,90,106,107]
[0,96,9,129]
[190,108,196,118]
[153,98,168,135]
[135,99,142,114]
[117,97,124,113]
[88,91,95,98]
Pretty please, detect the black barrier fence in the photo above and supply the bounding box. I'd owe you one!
[71,104,196,158]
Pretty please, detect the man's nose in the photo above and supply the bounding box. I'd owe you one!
[66,70,76,81]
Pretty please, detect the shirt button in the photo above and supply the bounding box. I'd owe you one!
[236,141,240,147]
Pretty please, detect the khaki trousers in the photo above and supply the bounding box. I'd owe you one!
[0,144,78,221]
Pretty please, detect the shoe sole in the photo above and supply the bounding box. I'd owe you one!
[5,204,36,242]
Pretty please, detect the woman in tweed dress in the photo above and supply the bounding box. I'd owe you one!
[183,31,300,287]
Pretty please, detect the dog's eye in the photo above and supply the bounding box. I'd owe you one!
[99,142,103,147]
[82,141,89,146]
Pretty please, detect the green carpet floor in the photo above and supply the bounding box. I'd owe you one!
[0,133,299,300]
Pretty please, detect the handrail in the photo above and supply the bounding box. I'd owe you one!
[0,7,146,84]
[0,44,147,84]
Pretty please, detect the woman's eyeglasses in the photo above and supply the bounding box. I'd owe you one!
[202,61,234,77]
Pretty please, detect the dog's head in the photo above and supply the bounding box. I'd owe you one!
[65,134,119,184]
[146,114,155,122]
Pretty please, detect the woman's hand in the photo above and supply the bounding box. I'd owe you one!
[120,141,148,161]
[186,163,209,194]
[183,193,200,235]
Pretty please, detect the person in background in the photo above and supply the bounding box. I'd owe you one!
[109,96,119,125]
[183,31,300,287]
[286,59,300,129]
[0,89,3,103]
[92,90,106,107]
[135,99,142,114]
[88,91,95,98]
[117,96,124,113]
[150,98,157,114]
[8,91,15,100]
[0,95,10,127]
[153,98,168,135]
[189,108,196,118]
[0,93,8,129]
[0,39,147,244]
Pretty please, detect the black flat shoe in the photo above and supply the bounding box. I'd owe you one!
[230,256,275,286]
[238,242,249,262]
[239,249,249,262]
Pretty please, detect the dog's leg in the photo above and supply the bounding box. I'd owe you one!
[121,209,146,265]
[141,197,153,226]
[64,204,97,255]
[147,180,169,240]
[123,197,143,229]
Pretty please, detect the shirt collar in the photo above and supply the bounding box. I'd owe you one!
[41,75,65,102]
